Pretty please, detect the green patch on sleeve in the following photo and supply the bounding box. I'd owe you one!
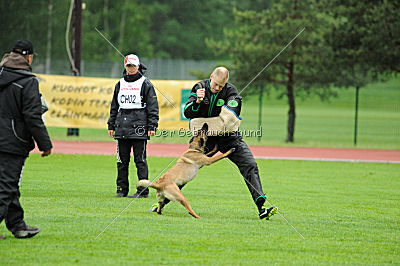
[217,99,225,106]
[227,100,239,107]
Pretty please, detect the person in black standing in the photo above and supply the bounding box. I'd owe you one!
[108,54,159,198]
[153,67,276,220]
[0,40,52,239]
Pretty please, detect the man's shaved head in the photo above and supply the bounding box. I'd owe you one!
[209,67,229,93]
[211,67,229,84]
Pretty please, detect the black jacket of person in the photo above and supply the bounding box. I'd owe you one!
[0,52,53,157]
[107,70,159,140]
[183,79,242,119]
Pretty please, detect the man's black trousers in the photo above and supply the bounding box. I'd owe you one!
[116,139,149,195]
[0,152,27,233]
[219,137,266,203]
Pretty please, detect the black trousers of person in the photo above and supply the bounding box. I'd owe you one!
[116,139,149,195]
[0,152,27,233]
[160,135,266,209]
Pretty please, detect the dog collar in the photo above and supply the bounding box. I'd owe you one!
[187,148,203,153]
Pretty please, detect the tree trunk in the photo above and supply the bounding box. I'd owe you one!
[286,60,296,143]
[45,0,53,74]
[285,0,298,143]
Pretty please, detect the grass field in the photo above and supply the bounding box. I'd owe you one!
[46,78,400,150]
[1,154,399,264]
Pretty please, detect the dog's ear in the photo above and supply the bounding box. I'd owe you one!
[189,137,194,143]
[199,138,205,147]
[201,123,209,132]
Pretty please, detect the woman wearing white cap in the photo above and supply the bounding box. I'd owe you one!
[107,54,159,198]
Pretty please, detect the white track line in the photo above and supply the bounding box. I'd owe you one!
[252,156,400,164]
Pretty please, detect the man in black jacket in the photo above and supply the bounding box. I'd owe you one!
[108,54,159,198]
[0,40,52,239]
[154,67,276,220]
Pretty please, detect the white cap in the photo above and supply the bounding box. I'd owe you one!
[124,54,140,66]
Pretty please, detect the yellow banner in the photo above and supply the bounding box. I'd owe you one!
[36,74,196,130]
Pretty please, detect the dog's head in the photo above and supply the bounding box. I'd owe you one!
[189,123,208,152]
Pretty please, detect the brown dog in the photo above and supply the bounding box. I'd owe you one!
[137,123,234,218]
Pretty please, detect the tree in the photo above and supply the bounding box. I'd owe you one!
[324,0,399,83]
[0,0,275,63]
[145,0,230,59]
[82,0,154,62]
[320,0,400,146]
[207,0,337,142]
[145,0,272,60]
[0,0,72,69]
[0,1,53,60]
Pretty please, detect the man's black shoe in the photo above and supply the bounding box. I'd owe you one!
[127,192,148,198]
[259,206,277,220]
[13,226,40,239]
[115,193,127,197]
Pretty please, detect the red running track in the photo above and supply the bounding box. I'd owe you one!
[32,141,400,163]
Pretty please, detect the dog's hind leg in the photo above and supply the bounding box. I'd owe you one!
[164,184,201,218]
[156,191,165,214]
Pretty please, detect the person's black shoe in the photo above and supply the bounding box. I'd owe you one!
[115,192,127,197]
[13,226,40,239]
[127,192,148,198]
[259,206,278,220]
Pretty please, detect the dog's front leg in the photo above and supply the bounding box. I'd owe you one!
[205,148,235,165]
[205,144,218,156]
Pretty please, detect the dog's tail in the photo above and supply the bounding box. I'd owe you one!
[137,180,160,190]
